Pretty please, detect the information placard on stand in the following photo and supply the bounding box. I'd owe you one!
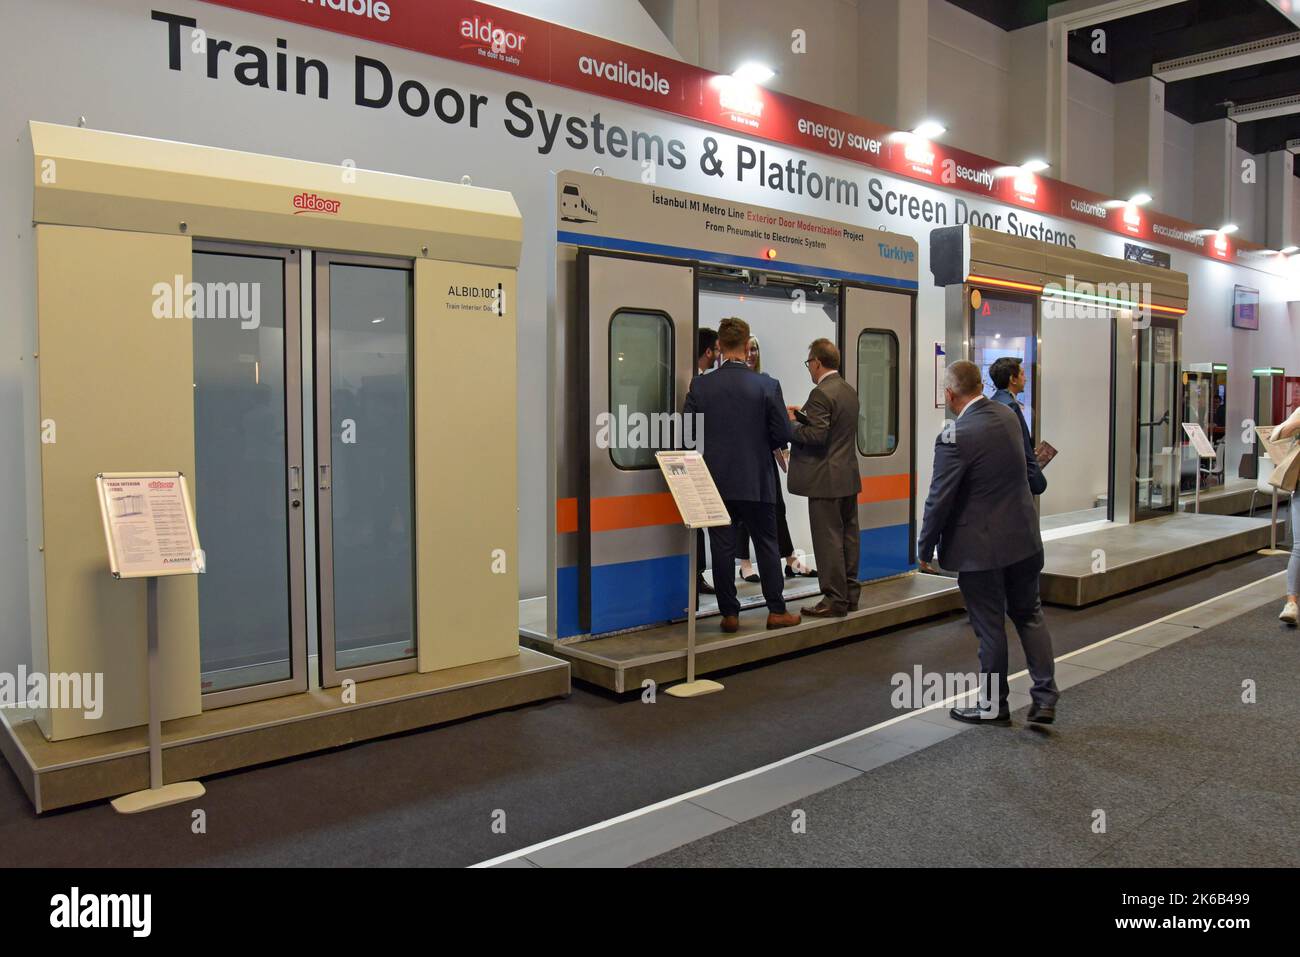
[1181,423,1216,514]
[655,451,730,698]
[95,472,206,814]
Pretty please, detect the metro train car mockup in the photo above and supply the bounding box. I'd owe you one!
[526,170,924,663]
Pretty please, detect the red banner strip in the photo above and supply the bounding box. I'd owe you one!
[195,0,1252,263]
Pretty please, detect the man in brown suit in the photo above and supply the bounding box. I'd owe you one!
[787,338,862,617]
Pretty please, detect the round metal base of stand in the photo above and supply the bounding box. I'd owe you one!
[1257,548,1290,556]
[665,679,724,698]
[111,780,205,814]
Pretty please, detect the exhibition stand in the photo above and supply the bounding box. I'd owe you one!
[0,122,569,814]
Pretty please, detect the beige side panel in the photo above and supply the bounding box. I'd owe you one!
[36,225,200,740]
[415,260,519,672]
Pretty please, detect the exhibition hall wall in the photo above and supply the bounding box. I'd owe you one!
[0,0,1296,677]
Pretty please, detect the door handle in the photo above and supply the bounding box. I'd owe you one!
[319,464,331,490]
[289,465,301,492]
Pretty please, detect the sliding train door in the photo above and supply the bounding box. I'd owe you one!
[193,243,309,707]
[314,253,418,685]
[577,251,695,635]
[840,284,916,580]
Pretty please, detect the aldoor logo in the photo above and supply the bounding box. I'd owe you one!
[1012,170,1040,204]
[50,888,151,937]
[712,76,764,128]
[460,16,528,55]
[293,191,341,215]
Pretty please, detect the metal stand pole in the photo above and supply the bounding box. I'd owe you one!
[111,577,206,813]
[666,525,724,698]
[147,576,162,790]
[1194,461,1201,515]
[686,535,697,684]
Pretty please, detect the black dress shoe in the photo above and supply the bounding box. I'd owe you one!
[742,573,761,583]
[1027,702,1056,725]
[949,706,1010,725]
[697,576,715,595]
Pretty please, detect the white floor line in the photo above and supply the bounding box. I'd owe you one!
[469,569,1286,869]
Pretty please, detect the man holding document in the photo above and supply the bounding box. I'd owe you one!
[787,339,862,618]
[988,356,1047,495]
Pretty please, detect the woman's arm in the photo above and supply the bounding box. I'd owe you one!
[1273,406,1300,440]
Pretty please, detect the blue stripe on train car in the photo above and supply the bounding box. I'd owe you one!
[556,554,690,638]
[859,522,914,581]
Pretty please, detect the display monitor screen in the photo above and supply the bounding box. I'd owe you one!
[1232,285,1260,331]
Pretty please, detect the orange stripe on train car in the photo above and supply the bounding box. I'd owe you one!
[556,493,683,533]
[858,473,911,504]
[593,492,682,531]
[556,497,578,534]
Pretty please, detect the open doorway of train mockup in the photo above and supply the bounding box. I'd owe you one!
[966,282,1115,535]
[694,272,839,611]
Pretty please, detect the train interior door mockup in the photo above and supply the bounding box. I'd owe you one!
[577,251,695,636]
[195,244,418,704]
[840,285,915,579]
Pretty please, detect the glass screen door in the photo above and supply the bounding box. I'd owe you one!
[314,254,417,685]
[193,243,308,707]
[1136,318,1180,518]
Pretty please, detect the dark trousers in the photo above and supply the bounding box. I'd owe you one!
[956,549,1059,711]
[737,458,794,560]
[808,494,860,612]
[735,504,794,561]
[710,500,786,617]
[695,527,708,575]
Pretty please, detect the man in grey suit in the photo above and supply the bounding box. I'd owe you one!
[918,360,1059,725]
[788,338,861,618]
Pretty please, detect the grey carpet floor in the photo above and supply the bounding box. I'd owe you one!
[0,553,1286,867]
[638,600,1300,867]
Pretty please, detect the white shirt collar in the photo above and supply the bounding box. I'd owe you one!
[957,394,986,419]
[816,369,838,384]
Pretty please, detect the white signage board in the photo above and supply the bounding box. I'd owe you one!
[1181,423,1216,460]
[655,451,731,529]
[95,472,203,579]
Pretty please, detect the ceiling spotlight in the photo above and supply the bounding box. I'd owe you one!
[1021,159,1050,173]
[911,120,947,140]
[1218,223,1239,235]
[731,61,775,85]
[1128,192,1153,206]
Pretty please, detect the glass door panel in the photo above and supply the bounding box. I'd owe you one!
[193,245,307,706]
[1136,320,1179,517]
[315,256,416,685]
[969,292,1037,435]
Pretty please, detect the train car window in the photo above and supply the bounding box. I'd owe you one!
[609,308,674,469]
[857,330,898,456]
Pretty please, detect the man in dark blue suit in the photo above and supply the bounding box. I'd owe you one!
[988,356,1046,496]
[918,360,1059,725]
[684,317,801,633]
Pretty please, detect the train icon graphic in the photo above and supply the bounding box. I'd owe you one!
[560,182,599,223]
